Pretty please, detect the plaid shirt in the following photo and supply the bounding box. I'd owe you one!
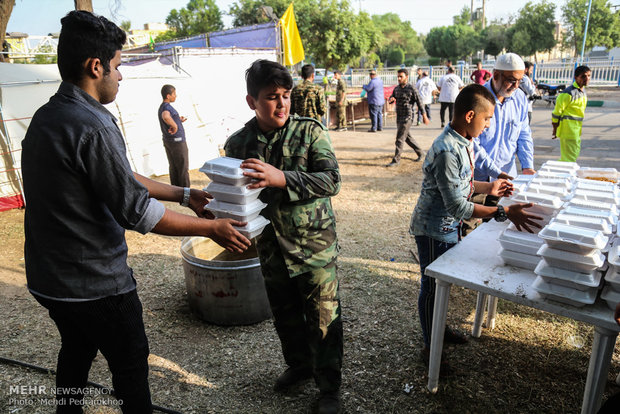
[390,83,424,123]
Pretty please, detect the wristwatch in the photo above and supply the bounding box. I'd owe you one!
[494,205,508,222]
[180,187,190,207]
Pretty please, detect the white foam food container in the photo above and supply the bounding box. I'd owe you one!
[205,199,267,222]
[604,267,620,292]
[551,214,612,235]
[499,248,539,271]
[535,260,603,290]
[563,198,619,216]
[600,285,620,310]
[200,157,255,185]
[574,178,619,193]
[607,244,620,269]
[498,227,544,256]
[538,222,608,254]
[530,177,573,191]
[233,215,270,239]
[205,182,264,204]
[541,160,580,170]
[576,167,618,183]
[537,244,605,273]
[504,191,563,217]
[525,183,572,199]
[539,165,579,175]
[561,205,618,227]
[572,188,620,206]
[532,276,598,307]
[535,170,574,180]
[513,174,536,185]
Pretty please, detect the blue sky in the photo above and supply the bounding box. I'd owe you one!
[7,0,561,36]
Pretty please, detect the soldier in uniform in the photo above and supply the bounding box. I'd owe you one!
[224,59,343,414]
[290,64,326,122]
[334,71,347,131]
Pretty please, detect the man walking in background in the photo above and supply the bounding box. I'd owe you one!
[290,64,326,122]
[334,70,347,131]
[552,65,591,162]
[520,61,537,125]
[385,69,429,167]
[437,66,464,127]
[416,71,437,126]
[158,84,190,187]
[363,69,385,132]
[470,61,492,85]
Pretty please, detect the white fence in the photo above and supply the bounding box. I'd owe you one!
[350,60,620,88]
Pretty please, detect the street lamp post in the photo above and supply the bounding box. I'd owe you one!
[579,0,593,63]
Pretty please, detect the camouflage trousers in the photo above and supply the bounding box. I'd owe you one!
[336,104,347,129]
[258,243,343,393]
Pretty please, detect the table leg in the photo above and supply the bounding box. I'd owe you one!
[581,326,618,414]
[472,292,488,338]
[350,101,355,132]
[485,296,498,330]
[427,279,452,393]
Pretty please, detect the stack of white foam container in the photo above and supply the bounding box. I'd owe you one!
[602,244,620,310]
[531,164,619,307]
[199,157,270,239]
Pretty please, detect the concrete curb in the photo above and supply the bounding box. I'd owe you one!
[588,100,620,107]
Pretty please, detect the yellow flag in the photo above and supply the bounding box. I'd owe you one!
[279,3,305,66]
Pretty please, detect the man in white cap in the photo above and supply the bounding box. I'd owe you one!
[462,52,535,236]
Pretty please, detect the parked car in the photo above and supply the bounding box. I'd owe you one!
[314,68,334,85]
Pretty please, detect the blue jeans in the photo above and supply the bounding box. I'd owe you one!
[417,104,431,123]
[415,235,456,348]
[368,104,383,131]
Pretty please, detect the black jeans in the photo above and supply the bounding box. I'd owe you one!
[392,119,423,163]
[34,290,152,414]
[163,139,190,187]
[439,102,454,125]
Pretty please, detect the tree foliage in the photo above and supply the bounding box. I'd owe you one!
[371,13,425,65]
[480,23,508,57]
[562,0,620,54]
[228,0,290,27]
[165,0,224,38]
[120,20,131,31]
[507,1,556,58]
[424,24,479,59]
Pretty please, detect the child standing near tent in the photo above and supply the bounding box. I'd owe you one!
[224,59,342,414]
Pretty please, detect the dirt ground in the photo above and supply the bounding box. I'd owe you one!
[2,90,620,414]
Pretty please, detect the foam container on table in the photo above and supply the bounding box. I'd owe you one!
[576,167,618,183]
[563,199,619,216]
[541,160,580,170]
[574,178,619,193]
[205,199,267,222]
[561,205,618,228]
[498,226,544,256]
[535,260,603,291]
[200,157,255,186]
[532,276,598,307]
[499,248,539,271]
[551,214,613,235]
[502,191,563,217]
[600,285,620,310]
[537,244,605,273]
[205,182,264,204]
[607,245,620,270]
[538,222,608,254]
[603,267,620,292]
[525,183,572,200]
[572,188,620,206]
[233,215,270,239]
[536,170,575,180]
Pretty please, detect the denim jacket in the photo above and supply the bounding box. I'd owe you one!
[410,125,475,243]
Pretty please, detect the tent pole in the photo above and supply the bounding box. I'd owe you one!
[0,103,26,206]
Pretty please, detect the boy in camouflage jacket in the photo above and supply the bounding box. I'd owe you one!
[224,59,343,414]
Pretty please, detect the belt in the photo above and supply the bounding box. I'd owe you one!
[552,114,584,122]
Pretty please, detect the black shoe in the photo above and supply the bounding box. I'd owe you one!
[273,367,313,392]
[367,128,376,132]
[385,161,399,168]
[441,123,445,127]
[444,326,468,344]
[377,128,383,131]
[317,391,342,414]
[414,151,425,162]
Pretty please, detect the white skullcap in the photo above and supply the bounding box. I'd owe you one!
[494,53,525,71]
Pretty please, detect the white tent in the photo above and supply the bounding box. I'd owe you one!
[0,48,276,211]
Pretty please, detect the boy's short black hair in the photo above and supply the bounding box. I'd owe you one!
[301,64,315,80]
[245,59,293,99]
[574,65,591,78]
[161,84,175,100]
[524,61,534,69]
[57,10,126,83]
[397,68,408,77]
[454,84,496,118]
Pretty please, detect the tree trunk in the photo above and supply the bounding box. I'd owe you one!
[0,0,16,63]
[74,0,93,11]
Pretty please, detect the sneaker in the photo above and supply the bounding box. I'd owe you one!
[337,128,347,132]
[317,391,342,414]
[416,121,420,126]
[377,128,383,131]
[273,367,313,392]
[367,128,376,132]
[385,161,399,168]
[441,123,445,128]
[444,326,468,344]
[414,151,425,162]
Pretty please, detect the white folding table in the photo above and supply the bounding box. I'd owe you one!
[424,220,619,414]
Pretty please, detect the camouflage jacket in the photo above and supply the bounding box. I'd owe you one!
[290,80,326,121]
[224,115,340,276]
[336,78,347,105]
